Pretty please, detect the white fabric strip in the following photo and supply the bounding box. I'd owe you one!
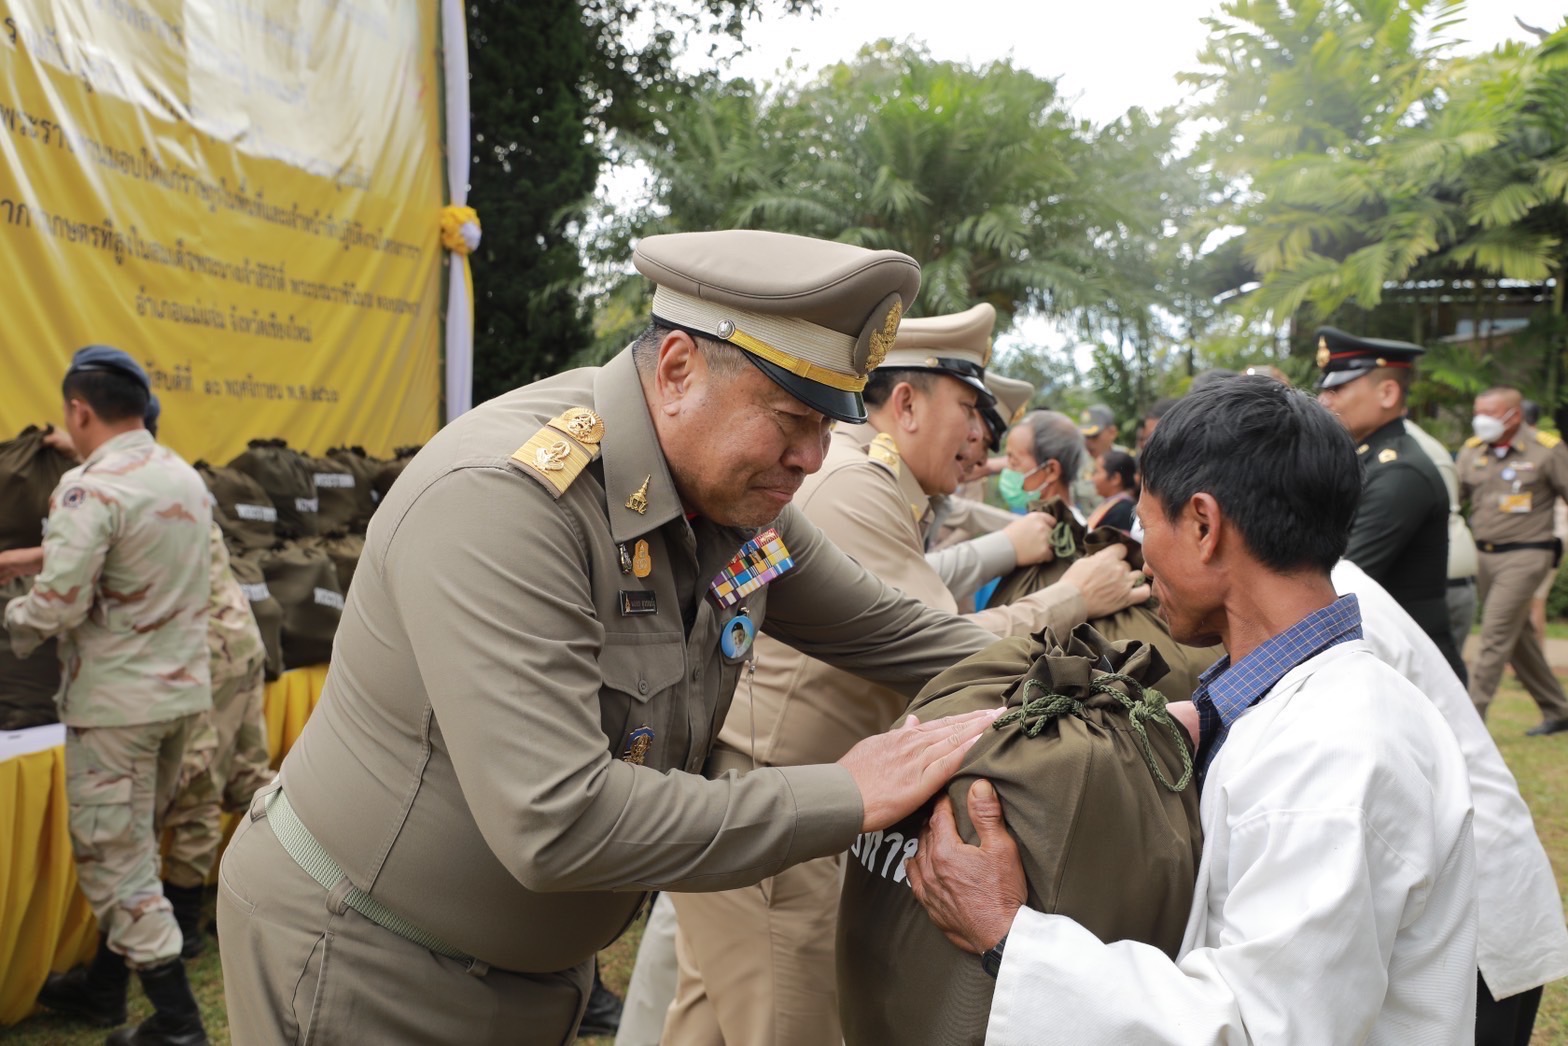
[442,0,474,422]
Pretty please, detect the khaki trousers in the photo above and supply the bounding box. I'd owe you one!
[1470,548,1568,720]
[616,892,678,1046]
[65,715,196,968]
[164,655,275,887]
[217,787,592,1046]
[665,853,843,1046]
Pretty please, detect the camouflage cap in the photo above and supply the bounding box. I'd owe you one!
[634,230,920,423]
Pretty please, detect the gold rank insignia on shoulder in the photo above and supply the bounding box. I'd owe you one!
[511,407,605,497]
[1464,435,1483,448]
[868,432,901,474]
[1538,430,1561,448]
[1378,448,1398,463]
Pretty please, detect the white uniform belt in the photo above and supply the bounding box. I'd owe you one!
[266,788,469,961]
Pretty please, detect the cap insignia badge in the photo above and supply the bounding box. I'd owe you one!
[626,474,651,515]
[867,301,902,372]
[1316,337,1330,369]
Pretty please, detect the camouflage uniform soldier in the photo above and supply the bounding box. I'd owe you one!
[4,346,213,1045]
[161,521,274,957]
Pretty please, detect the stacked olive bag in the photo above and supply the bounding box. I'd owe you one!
[239,543,343,671]
[0,426,78,728]
[371,444,422,507]
[227,438,320,538]
[195,460,278,554]
[988,497,1223,701]
[837,625,1201,1046]
[323,445,385,532]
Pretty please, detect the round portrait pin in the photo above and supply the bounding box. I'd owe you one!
[720,614,756,659]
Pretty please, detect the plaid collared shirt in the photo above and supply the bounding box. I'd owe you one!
[1193,593,1363,784]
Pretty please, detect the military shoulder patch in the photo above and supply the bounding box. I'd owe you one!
[1536,430,1561,449]
[510,407,605,497]
[1464,436,1483,448]
[1378,448,1397,464]
[867,432,901,475]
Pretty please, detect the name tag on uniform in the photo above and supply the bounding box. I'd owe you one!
[619,590,657,616]
[709,527,794,609]
[1500,493,1533,514]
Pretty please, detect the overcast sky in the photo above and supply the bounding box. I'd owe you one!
[690,0,1567,125]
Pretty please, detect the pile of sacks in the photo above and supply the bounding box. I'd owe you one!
[196,440,422,679]
[0,427,424,728]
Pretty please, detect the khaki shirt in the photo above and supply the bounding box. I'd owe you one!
[717,423,1084,769]
[4,429,211,727]
[206,523,266,683]
[1457,428,1568,546]
[279,350,998,974]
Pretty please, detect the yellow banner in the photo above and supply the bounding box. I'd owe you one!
[0,0,444,465]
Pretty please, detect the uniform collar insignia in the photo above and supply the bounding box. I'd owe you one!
[595,350,683,544]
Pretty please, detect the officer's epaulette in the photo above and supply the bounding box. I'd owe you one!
[510,407,605,498]
[867,432,901,477]
[1464,436,1483,448]
[1536,429,1561,449]
[1377,447,1397,464]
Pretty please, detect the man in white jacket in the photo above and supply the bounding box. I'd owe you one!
[908,376,1479,1044]
[1333,559,1567,1044]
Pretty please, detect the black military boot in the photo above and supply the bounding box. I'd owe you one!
[577,963,623,1038]
[105,959,209,1046]
[36,932,129,1027]
[161,883,205,960]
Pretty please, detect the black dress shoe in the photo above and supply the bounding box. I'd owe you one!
[1525,717,1568,737]
[576,968,623,1038]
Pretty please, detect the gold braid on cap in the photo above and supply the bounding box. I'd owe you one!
[865,301,901,371]
[726,328,868,392]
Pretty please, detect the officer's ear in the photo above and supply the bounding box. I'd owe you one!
[650,330,702,417]
[1375,377,1404,411]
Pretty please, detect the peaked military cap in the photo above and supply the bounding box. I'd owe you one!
[67,344,150,392]
[634,230,920,423]
[879,302,997,402]
[1316,326,1424,389]
[1078,404,1115,438]
[981,372,1035,450]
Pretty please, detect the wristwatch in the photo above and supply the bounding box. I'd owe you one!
[981,934,1008,978]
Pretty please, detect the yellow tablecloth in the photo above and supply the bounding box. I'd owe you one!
[0,663,329,1025]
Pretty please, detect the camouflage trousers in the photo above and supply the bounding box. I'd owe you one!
[64,714,198,968]
[163,654,275,888]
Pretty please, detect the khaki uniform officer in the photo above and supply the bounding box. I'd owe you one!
[666,305,1150,1046]
[216,230,1009,1046]
[1459,385,1568,733]
[5,347,212,1043]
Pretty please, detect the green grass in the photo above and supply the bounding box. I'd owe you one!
[4,681,1564,1043]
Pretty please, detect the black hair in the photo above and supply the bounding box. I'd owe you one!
[863,368,936,407]
[61,368,149,424]
[631,321,748,379]
[1139,375,1360,574]
[1147,396,1178,420]
[1188,368,1237,393]
[1523,399,1541,426]
[1100,449,1139,496]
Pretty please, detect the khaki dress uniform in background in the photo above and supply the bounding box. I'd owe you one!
[4,428,212,968]
[215,230,1002,1046]
[1459,426,1568,725]
[667,308,1092,1046]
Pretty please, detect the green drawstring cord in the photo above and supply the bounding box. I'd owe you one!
[1050,517,1077,561]
[993,672,1194,793]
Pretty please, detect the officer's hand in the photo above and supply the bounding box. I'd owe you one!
[1059,544,1150,618]
[0,547,44,583]
[839,709,1000,833]
[1002,513,1058,567]
[906,780,1026,954]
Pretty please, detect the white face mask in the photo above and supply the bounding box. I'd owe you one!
[1472,413,1508,444]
